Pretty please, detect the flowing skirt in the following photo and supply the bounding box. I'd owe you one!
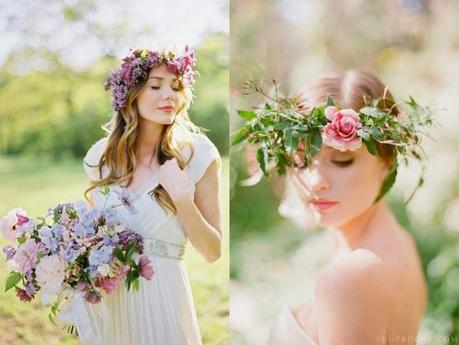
[85,256,202,345]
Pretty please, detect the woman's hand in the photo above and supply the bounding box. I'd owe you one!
[159,156,222,263]
[159,158,193,204]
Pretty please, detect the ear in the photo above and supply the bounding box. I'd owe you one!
[379,158,392,182]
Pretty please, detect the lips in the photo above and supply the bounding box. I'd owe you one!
[309,199,338,212]
[158,105,175,112]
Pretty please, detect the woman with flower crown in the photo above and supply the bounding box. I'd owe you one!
[234,70,430,344]
[73,46,222,345]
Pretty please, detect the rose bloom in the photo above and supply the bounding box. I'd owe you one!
[321,106,363,152]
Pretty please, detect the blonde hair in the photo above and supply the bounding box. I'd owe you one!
[84,62,201,214]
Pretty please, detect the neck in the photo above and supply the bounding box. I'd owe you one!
[137,118,165,161]
[329,201,389,254]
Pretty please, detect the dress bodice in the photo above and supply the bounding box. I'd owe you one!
[83,131,221,248]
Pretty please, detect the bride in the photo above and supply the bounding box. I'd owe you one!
[238,70,428,345]
[79,46,222,345]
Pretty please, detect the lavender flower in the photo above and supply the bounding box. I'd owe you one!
[74,223,95,239]
[63,243,82,263]
[88,246,114,269]
[114,189,137,215]
[2,245,16,260]
[24,281,36,298]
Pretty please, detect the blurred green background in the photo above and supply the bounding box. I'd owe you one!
[230,0,459,344]
[0,1,229,344]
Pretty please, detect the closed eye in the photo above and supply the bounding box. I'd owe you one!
[332,159,354,167]
[151,86,180,91]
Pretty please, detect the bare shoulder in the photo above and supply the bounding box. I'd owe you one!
[314,249,392,343]
[316,249,392,314]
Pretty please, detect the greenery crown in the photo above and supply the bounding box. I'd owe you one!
[232,80,435,203]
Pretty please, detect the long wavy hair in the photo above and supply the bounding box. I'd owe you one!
[85,55,201,214]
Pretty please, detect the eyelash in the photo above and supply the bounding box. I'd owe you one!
[150,86,180,91]
[332,159,354,167]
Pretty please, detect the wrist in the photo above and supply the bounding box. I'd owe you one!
[173,191,194,210]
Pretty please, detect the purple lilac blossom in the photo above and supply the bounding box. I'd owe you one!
[117,230,143,254]
[104,46,197,112]
[2,245,16,260]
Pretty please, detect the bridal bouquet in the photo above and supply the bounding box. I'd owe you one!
[0,187,154,324]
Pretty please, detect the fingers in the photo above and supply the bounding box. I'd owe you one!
[161,157,179,168]
[291,173,310,202]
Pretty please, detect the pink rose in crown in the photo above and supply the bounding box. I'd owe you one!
[321,106,363,152]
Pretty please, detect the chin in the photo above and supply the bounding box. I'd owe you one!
[142,113,176,125]
[309,205,349,228]
[312,213,341,228]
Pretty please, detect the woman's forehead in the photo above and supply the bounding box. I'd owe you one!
[148,64,179,80]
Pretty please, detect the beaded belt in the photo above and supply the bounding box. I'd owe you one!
[143,238,186,260]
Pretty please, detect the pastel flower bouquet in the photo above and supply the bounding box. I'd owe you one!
[0,186,154,328]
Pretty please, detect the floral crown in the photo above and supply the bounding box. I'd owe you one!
[232,80,435,203]
[104,45,197,112]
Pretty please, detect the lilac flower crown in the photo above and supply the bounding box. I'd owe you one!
[233,80,435,203]
[104,45,197,112]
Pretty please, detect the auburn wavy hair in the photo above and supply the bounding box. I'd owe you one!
[84,51,201,214]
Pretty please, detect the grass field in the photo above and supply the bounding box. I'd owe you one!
[0,155,229,345]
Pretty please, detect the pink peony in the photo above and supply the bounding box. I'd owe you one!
[16,214,29,226]
[139,256,155,280]
[321,106,363,152]
[96,275,122,294]
[35,255,66,302]
[85,290,102,304]
[76,280,91,293]
[0,208,27,241]
[13,238,42,273]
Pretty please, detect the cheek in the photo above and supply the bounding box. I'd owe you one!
[330,161,382,221]
[137,91,162,117]
[338,165,380,198]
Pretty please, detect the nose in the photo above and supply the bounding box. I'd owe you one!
[304,162,330,193]
[162,85,176,101]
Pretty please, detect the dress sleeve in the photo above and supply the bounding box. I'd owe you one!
[188,133,221,184]
[83,138,108,182]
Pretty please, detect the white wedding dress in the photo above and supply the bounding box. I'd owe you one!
[74,132,220,345]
